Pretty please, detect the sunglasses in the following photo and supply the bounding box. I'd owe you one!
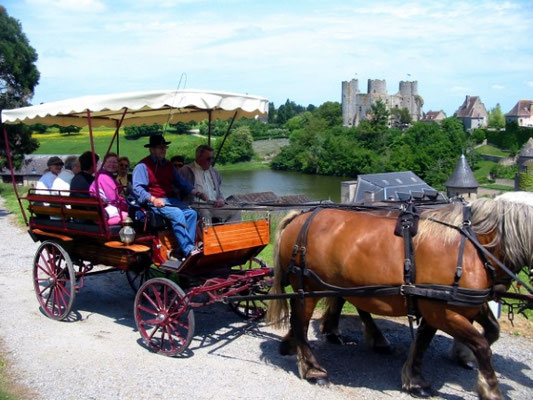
[119,163,129,167]
[206,157,214,162]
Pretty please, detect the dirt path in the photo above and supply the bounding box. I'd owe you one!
[0,201,531,400]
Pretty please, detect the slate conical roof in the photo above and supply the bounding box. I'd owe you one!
[445,154,479,188]
[519,137,533,158]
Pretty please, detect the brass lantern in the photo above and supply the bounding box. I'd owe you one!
[119,217,136,245]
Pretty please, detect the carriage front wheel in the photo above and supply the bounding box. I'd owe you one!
[134,278,195,356]
[33,240,76,320]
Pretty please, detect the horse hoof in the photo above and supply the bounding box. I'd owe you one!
[373,344,394,354]
[407,386,433,398]
[309,377,329,386]
[458,359,476,370]
[325,333,344,345]
[279,341,296,356]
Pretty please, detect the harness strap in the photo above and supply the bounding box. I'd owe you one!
[398,202,419,337]
[288,264,491,307]
[285,207,323,293]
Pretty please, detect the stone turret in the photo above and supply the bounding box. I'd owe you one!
[368,79,387,96]
[445,154,479,198]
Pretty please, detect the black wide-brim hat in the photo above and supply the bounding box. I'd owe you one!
[144,135,171,148]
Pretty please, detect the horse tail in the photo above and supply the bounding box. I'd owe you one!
[266,210,303,328]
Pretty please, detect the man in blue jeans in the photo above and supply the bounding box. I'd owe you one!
[133,135,208,258]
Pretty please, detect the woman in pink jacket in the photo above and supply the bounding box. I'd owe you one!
[90,153,128,225]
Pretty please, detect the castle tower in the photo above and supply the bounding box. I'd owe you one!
[367,79,387,96]
[342,79,359,127]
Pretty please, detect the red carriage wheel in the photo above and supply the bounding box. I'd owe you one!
[229,257,272,320]
[32,241,76,320]
[134,278,195,356]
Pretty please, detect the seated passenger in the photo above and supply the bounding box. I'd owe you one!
[179,145,240,224]
[71,151,99,198]
[52,155,80,196]
[89,153,128,225]
[170,155,185,170]
[116,156,132,196]
[35,156,63,195]
[133,135,207,258]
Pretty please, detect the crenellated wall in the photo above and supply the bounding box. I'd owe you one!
[342,78,424,127]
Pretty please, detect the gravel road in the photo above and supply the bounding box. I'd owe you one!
[0,199,531,400]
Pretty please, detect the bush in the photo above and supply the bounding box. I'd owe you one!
[471,128,486,144]
[490,164,517,179]
[124,123,163,139]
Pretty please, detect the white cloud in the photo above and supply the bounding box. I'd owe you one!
[448,86,470,93]
[492,84,505,90]
[528,81,533,87]
[27,0,106,12]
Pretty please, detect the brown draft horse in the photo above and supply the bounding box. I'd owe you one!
[266,197,533,400]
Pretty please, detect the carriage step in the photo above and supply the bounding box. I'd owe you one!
[160,259,184,272]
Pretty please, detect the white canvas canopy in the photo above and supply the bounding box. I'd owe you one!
[1,89,269,127]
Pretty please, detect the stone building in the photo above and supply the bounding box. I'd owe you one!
[420,110,446,123]
[455,96,488,131]
[341,78,424,127]
[505,100,533,127]
[444,154,479,198]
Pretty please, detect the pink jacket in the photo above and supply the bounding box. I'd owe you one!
[89,170,127,218]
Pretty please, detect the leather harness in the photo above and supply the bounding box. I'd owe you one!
[283,203,528,332]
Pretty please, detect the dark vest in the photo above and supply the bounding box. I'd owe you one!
[140,156,174,198]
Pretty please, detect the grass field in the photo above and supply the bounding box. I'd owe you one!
[475,144,511,157]
[32,130,206,165]
[32,129,271,172]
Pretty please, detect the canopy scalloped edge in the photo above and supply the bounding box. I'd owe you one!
[1,89,269,127]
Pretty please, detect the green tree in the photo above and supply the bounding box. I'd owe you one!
[313,101,342,128]
[390,107,411,128]
[488,103,505,129]
[124,123,164,139]
[58,125,82,135]
[30,123,48,133]
[216,125,254,164]
[0,6,40,168]
[369,99,390,129]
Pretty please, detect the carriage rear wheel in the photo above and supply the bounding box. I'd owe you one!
[33,240,76,320]
[134,278,195,356]
[228,257,271,320]
[125,264,157,293]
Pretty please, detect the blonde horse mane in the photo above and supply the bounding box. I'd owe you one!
[417,196,533,272]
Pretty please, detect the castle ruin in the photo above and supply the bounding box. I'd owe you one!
[342,79,423,127]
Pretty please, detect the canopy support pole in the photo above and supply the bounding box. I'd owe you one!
[87,110,109,237]
[213,111,238,166]
[207,110,213,146]
[102,108,127,158]
[1,123,28,225]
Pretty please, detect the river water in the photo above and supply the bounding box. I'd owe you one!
[219,169,347,203]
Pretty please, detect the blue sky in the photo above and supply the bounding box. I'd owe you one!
[4,0,533,116]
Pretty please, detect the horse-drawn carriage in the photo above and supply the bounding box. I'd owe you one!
[1,89,273,355]
[2,90,533,399]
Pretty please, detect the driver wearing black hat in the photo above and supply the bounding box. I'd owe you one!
[133,135,208,258]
